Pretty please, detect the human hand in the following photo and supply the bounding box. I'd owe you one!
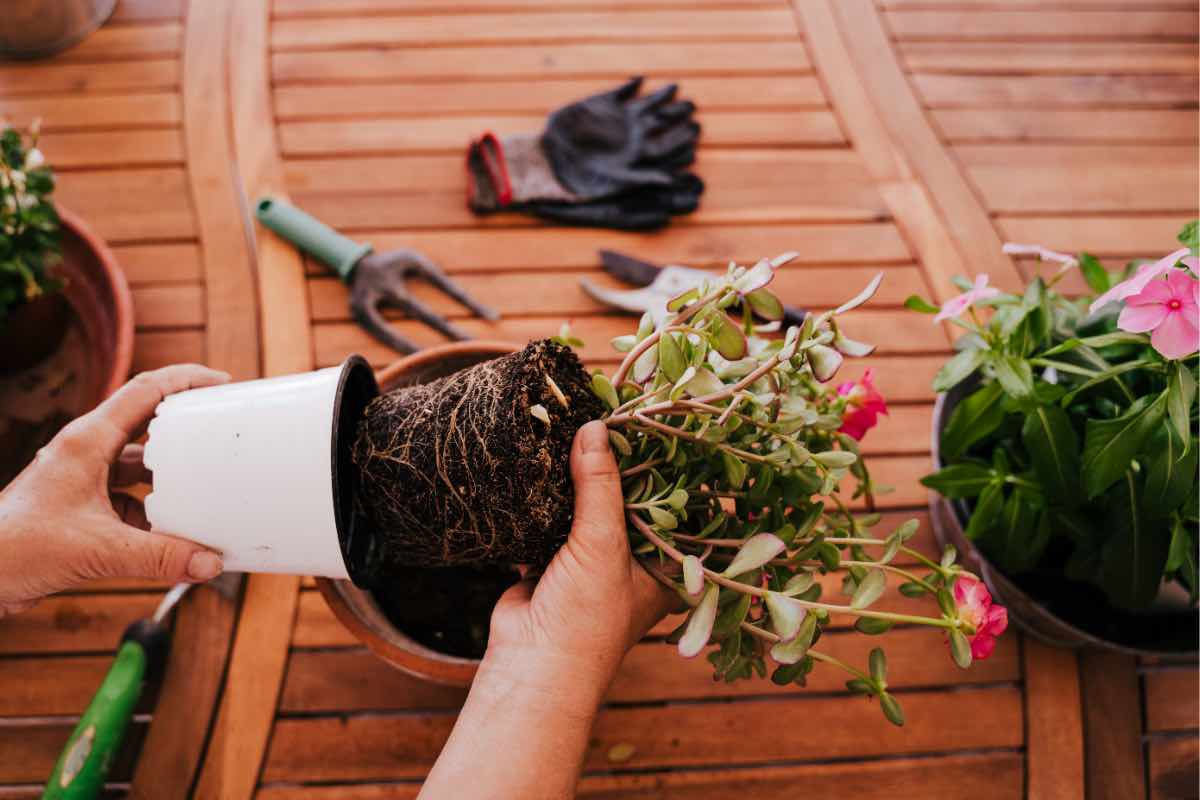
[0,364,230,617]
[486,420,677,692]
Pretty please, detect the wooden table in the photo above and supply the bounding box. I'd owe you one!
[0,0,1197,797]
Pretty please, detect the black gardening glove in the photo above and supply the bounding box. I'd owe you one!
[524,173,704,231]
[467,77,703,229]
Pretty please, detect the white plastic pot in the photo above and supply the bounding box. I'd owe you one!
[143,356,378,581]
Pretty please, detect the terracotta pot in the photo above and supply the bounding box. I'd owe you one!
[0,0,116,59]
[0,207,133,401]
[317,340,520,686]
[929,379,1198,657]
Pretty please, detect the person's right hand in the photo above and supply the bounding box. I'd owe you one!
[487,419,677,687]
[0,364,229,617]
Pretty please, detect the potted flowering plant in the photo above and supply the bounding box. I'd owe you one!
[0,122,65,372]
[913,223,1198,654]
[323,254,1007,721]
[0,122,133,485]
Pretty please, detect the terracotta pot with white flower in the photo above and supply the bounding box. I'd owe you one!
[0,123,133,485]
[911,222,1199,656]
[325,254,1008,717]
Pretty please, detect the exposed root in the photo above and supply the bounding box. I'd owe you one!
[352,340,605,576]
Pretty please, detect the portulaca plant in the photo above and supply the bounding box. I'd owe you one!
[581,254,1006,726]
[916,222,1199,611]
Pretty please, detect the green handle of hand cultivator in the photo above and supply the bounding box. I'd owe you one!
[256,196,373,281]
[43,640,146,800]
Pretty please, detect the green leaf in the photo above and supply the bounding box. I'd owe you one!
[941,381,1007,460]
[646,505,678,530]
[591,372,619,410]
[721,451,747,489]
[995,491,1041,574]
[856,617,894,635]
[880,693,905,727]
[1143,430,1198,515]
[723,533,786,576]
[608,429,632,457]
[709,314,747,359]
[1062,359,1155,406]
[1179,219,1199,254]
[897,582,925,599]
[1082,392,1167,498]
[677,584,719,657]
[1078,252,1110,294]
[933,347,986,394]
[711,592,752,641]
[658,332,686,382]
[1168,363,1197,448]
[992,355,1034,399]
[746,288,784,321]
[769,612,817,665]
[1101,471,1172,610]
[920,463,994,499]
[868,647,887,684]
[949,629,973,669]
[905,294,940,314]
[1021,406,1083,505]
[813,450,857,469]
[845,679,874,695]
[1041,331,1147,358]
[851,569,886,609]
[965,482,1005,542]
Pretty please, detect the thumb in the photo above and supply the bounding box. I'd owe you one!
[567,421,628,563]
[92,524,224,583]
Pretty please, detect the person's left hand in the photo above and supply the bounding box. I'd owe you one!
[0,364,230,617]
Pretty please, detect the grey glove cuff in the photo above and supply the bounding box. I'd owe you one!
[467,133,581,212]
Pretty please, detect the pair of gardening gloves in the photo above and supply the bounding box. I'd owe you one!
[467,77,704,231]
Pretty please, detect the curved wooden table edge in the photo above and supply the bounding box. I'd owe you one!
[191,0,315,796]
[130,0,263,795]
[789,2,1084,798]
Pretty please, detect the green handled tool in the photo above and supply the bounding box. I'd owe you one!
[42,573,241,800]
[255,197,500,354]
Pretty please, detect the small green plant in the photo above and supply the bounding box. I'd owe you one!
[0,122,60,323]
[914,222,1199,611]
[592,255,1005,726]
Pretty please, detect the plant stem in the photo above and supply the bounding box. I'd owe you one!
[611,287,731,387]
[622,415,771,465]
[840,561,937,591]
[620,459,663,479]
[637,521,955,629]
[809,649,872,684]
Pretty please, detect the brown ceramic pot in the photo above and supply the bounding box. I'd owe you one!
[929,380,1198,657]
[316,340,520,686]
[0,207,133,400]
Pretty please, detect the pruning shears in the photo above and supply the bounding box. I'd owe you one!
[255,197,500,354]
[43,574,241,800]
[582,250,808,327]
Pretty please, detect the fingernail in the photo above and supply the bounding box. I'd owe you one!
[579,420,610,454]
[187,551,223,581]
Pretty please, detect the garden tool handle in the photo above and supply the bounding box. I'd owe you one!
[255,196,373,281]
[42,638,148,800]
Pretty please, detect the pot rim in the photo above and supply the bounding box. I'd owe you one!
[930,383,1198,658]
[57,205,134,400]
[317,339,522,685]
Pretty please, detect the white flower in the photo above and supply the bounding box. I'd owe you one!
[24,149,43,169]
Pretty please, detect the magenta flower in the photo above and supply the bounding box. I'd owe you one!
[933,274,1000,324]
[1117,268,1200,360]
[836,369,888,441]
[951,576,1008,660]
[1089,247,1191,314]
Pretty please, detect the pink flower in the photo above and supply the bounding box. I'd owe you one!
[836,369,888,441]
[1117,268,1200,360]
[952,576,1008,660]
[933,274,1001,324]
[1089,247,1190,314]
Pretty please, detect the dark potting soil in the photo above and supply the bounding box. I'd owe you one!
[353,339,605,573]
[372,564,521,659]
[352,340,605,657]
